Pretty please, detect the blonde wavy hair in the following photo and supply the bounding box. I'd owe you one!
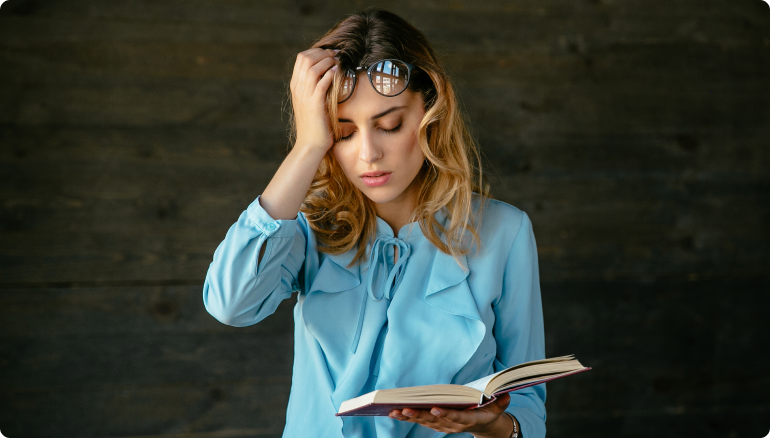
[285,8,490,268]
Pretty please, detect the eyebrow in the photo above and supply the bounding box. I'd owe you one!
[338,105,407,123]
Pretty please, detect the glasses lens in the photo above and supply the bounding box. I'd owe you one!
[370,60,409,96]
[338,68,357,103]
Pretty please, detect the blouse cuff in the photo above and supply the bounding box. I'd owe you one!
[245,195,299,239]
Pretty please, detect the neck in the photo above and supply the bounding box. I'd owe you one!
[374,176,421,236]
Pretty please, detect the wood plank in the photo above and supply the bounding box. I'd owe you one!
[0,331,294,391]
[1,176,766,282]
[0,77,287,128]
[547,411,770,438]
[0,284,296,436]
[542,277,770,411]
[541,277,770,437]
[1,278,768,437]
[0,0,758,41]
[0,380,288,438]
[0,0,768,437]
[1,128,768,282]
[0,285,295,338]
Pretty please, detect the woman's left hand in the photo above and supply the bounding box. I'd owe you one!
[388,392,514,437]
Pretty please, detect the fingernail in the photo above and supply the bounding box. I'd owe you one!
[430,408,442,416]
[403,411,413,417]
[331,65,338,71]
[333,49,341,53]
[334,56,340,60]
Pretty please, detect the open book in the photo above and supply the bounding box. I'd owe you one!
[336,354,590,416]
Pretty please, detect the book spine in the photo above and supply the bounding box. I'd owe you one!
[475,395,498,409]
[478,392,492,406]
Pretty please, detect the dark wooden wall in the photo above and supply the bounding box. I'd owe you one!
[1,0,768,437]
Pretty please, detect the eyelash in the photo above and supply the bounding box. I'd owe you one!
[338,123,403,142]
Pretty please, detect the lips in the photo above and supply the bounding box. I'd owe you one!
[360,171,392,187]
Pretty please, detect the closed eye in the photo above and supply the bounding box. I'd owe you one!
[337,123,403,142]
[382,123,402,135]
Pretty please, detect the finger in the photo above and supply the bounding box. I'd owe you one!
[295,56,337,103]
[401,408,441,426]
[303,47,337,66]
[291,47,330,84]
[496,392,511,410]
[305,56,337,90]
[296,60,335,105]
[429,407,473,427]
[389,409,408,418]
[315,63,338,96]
[400,409,463,433]
[293,48,337,95]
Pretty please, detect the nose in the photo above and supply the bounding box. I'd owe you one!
[358,129,383,164]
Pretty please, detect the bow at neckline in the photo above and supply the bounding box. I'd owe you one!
[350,235,412,353]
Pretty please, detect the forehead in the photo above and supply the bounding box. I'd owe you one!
[336,71,419,121]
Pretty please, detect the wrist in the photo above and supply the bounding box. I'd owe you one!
[472,412,512,438]
[506,412,521,438]
[293,136,333,155]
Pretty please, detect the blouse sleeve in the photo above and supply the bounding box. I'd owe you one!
[202,195,307,327]
[492,211,547,438]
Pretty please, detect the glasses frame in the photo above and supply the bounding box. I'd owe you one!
[337,58,416,104]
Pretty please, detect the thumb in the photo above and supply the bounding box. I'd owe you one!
[497,392,511,408]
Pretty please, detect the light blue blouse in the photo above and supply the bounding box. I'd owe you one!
[203,194,547,438]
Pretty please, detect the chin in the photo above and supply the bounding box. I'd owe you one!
[359,186,405,204]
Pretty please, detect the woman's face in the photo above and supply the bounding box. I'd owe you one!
[332,72,426,206]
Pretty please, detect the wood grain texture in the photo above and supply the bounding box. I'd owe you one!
[1,0,768,436]
[1,279,768,437]
[0,285,294,437]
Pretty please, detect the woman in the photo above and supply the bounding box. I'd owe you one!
[203,8,546,438]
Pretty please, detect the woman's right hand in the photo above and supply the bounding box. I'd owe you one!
[258,48,338,221]
[290,47,340,153]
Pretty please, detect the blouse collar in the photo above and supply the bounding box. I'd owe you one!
[321,207,447,274]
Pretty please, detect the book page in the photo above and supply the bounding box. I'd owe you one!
[487,360,585,394]
[464,370,504,394]
[338,384,483,414]
[337,355,589,416]
[462,354,577,395]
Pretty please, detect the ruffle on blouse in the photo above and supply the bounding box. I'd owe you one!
[301,229,487,423]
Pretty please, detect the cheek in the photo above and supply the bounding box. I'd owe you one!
[400,131,424,167]
[331,144,357,178]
